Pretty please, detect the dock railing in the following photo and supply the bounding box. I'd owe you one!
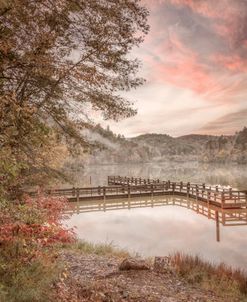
[26,176,247,209]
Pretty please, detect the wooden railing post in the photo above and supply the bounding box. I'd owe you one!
[221,192,225,208]
[195,185,198,201]
[207,191,211,218]
[76,188,79,203]
[187,182,190,197]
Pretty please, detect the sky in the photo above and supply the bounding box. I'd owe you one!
[103,0,247,137]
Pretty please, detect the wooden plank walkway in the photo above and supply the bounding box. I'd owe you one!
[108,176,247,209]
[29,175,247,210]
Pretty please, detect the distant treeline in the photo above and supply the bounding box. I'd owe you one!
[65,125,247,168]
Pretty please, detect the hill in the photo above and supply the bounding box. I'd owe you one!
[75,126,247,165]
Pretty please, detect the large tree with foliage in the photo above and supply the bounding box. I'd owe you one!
[0,0,149,194]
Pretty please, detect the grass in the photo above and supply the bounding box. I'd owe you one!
[61,240,130,258]
[170,252,247,301]
[62,240,247,301]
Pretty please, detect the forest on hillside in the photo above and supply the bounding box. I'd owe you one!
[64,125,247,167]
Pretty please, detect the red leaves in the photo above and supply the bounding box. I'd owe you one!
[0,195,75,262]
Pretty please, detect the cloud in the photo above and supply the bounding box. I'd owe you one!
[198,109,247,135]
[140,0,247,99]
[105,0,247,136]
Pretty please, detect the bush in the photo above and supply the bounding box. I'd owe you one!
[0,195,75,301]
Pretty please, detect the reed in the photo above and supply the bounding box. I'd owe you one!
[170,252,247,301]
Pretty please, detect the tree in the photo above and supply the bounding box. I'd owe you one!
[0,0,149,194]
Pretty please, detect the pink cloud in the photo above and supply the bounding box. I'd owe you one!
[213,54,247,73]
[165,0,247,48]
[143,31,222,95]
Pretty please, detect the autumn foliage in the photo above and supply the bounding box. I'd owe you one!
[0,0,149,300]
[0,196,75,301]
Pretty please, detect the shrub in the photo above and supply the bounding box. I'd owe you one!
[0,195,75,301]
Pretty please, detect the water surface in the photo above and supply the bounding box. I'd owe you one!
[65,195,247,270]
[68,162,247,190]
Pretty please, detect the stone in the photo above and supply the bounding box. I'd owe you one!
[154,256,175,274]
[119,257,150,271]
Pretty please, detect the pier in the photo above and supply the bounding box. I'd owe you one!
[38,176,247,210]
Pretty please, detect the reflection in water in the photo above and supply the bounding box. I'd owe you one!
[65,195,247,270]
[68,162,247,190]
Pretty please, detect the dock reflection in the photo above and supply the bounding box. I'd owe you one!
[66,196,247,242]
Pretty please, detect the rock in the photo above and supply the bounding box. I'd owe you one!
[119,257,150,271]
[154,256,175,274]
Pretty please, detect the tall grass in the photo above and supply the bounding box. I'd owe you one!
[62,240,130,258]
[170,252,247,301]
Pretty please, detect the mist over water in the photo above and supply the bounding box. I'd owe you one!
[69,162,247,190]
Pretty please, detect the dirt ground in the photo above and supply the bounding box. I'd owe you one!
[54,250,233,302]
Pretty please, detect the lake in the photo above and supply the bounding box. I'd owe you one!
[64,162,247,270]
[68,161,247,190]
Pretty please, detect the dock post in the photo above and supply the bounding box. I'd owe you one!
[76,188,79,203]
[207,191,211,219]
[221,192,225,208]
[103,186,106,211]
[215,211,220,242]
[187,182,190,198]
[103,186,106,201]
[76,188,79,214]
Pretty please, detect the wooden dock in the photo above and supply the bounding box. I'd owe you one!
[31,175,247,210]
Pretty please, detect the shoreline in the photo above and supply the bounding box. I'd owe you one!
[56,241,247,302]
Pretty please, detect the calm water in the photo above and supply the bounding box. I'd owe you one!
[64,162,247,269]
[68,162,247,190]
